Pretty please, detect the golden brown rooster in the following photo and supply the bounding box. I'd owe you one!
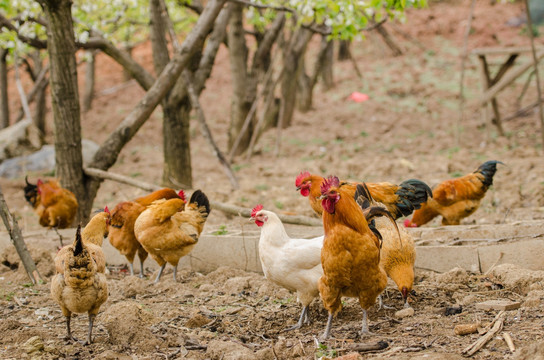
[404,160,503,227]
[318,176,396,340]
[295,172,432,220]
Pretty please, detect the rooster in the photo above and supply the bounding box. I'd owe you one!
[295,172,432,220]
[134,190,210,283]
[318,176,396,340]
[404,160,503,227]
[251,204,324,331]
[51,224,108,345]
[24,176,78,247]
[109,189,185,277]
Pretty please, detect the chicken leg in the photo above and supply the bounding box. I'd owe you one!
[139,261,145,278]
[64,315,79,343]
[154,263,167,284]
[84,314,95,345]
[320,313,334,341]
[360,309,372,336]
[284,305,309,331]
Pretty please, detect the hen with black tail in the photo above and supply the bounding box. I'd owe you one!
[406,160,504,227]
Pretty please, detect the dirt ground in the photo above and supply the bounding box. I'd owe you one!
[2,0,544,359]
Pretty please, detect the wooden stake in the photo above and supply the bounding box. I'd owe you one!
[0,186,44,285]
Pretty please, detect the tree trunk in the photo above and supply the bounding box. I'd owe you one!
[82,50,96,112]
[150,0,193,188]
[338,40,352,61]
[40,0,87,224]
[0,49,9,129]
[227,3,252,156]
[297,60,312,112]
[31,51,47,134]
[321,37,334,89]
[297,35,334,112]
[279,27,313,128]
[162,100,192,188]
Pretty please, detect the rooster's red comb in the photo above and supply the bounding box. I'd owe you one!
[251,204,263,218]
[104,206,110,214]
[320,176,340,194]
[295,171,311,187]
[178,190,186,201]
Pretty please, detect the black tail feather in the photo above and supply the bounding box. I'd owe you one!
[189,190,210,215]
[475,160,504,188]
[354,183,373,210]
[23,176,38,205]
[73,225,83,256]
[394,179,433,218]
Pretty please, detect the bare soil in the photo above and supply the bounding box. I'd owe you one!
[2,0,544,359]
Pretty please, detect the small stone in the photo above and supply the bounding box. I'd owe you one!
[475,300,521,311]
[23,336,44,354]
[395,307,415,318]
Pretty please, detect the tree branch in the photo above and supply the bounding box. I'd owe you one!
[88,0,227,172]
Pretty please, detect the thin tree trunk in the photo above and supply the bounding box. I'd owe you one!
[227,3,252,156]
[0,186,44,285]
[321,37,334,89]
[0,49,8,129]
[82,50,96,112]
[279,26,313,128]
[40,0,87,223]
[298,34,334,112]
[338,40,351,61]
[31,51,46,133]
[150,0,194,188]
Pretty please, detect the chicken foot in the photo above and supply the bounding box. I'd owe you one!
[284,306,310,331]
[377,295,395,310]
[320,313,334,341]
[63,315,79,343]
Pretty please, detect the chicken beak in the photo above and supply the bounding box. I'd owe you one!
[317,194,325,200]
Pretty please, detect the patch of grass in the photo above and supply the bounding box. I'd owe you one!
[212,225,228,236]
[130,172,142,178]
[360,131,369,137]
[288,138,307,147]
[449,171,464,178]
[274,201,284,210]
[238,196,248,203]
[21,282,34,288]
[255,184,269,191]
[3,291,15,301]
[315,343,337,359]
[232,163,250,172]
[311,138,328,146]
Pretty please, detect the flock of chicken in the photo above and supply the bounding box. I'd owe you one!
[20,160,502,344]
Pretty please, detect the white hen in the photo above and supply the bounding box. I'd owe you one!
[251,205,324,331]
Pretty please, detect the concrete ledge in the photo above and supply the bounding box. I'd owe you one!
[1,220,543,275]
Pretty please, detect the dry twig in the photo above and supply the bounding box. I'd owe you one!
[462,311,505,356]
